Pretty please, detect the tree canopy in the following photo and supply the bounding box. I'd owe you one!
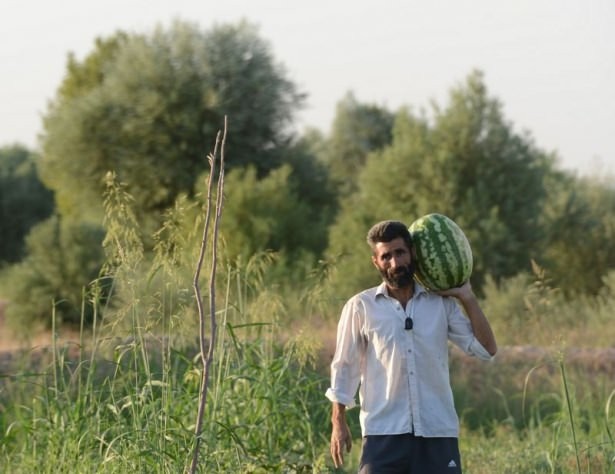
[4,30,615,334]
[327,71,556,295]
[318,92,394,196]
[40,20,304,230]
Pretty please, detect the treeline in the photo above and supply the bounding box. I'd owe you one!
[1,20,614,332]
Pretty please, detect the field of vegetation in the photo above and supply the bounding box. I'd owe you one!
[1,19,614,473]
[1,292,615,473]
[1,214,614,472]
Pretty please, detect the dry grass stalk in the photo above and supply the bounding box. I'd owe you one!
[188,117,228,473]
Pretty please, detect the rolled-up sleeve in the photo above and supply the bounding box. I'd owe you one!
[325,298,365,409]
[446,297,494,361]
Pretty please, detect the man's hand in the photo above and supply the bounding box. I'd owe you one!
[331,418,352,468]
[436,280,473,300]
[330,403,352,468]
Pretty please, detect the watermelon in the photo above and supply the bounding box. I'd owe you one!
[408,213,473,291]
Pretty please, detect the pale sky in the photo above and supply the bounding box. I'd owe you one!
[1,0,614,175]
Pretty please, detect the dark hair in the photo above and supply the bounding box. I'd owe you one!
[366,220,413,251]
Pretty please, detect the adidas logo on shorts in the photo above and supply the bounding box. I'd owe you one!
[448,459,457,468]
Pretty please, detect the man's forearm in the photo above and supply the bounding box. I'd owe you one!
[439,282,498,355]
[332,402,347,423]
[460,294,497,356]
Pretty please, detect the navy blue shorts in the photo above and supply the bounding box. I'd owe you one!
[359,433,462,473]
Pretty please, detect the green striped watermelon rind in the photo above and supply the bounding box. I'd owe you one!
[408,213,473,291]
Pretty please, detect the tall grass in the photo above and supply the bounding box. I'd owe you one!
[0,171,337,473]
[439,260,615,473]
[0,265,334,472]
[2,184,615,472]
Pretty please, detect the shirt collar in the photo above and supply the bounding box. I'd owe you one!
[375,280,428,299]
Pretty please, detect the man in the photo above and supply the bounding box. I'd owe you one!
[326,220,497,473]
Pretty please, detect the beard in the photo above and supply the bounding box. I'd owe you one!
[380,262,415,289]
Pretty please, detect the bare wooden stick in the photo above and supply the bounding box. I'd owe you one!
[188,117,227,473]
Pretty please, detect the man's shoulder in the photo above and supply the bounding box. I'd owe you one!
[345,285,382,307]
[354,285,381,300]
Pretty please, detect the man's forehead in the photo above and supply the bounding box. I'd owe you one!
[373,237,409,254]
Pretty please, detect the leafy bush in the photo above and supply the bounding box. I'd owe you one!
[0,215,105,331]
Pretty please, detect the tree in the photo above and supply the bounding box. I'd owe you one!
[425,71,554,285]
[283,134,337,255]
[326,71,555,295]
[56,32,130,101]
[319,92,394,196]
[0,145,54,264]
[40,20,304,232]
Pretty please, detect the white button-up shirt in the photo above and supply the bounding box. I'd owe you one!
[326,282,493,438]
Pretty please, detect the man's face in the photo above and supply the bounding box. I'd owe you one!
[372,237,415,289]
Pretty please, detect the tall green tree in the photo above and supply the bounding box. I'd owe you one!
[320,92,394,196]
[327,71,555,296]
[40,20,304,231]
[0,145,54,264]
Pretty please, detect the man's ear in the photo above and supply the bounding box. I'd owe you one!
[371,255,378,268]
